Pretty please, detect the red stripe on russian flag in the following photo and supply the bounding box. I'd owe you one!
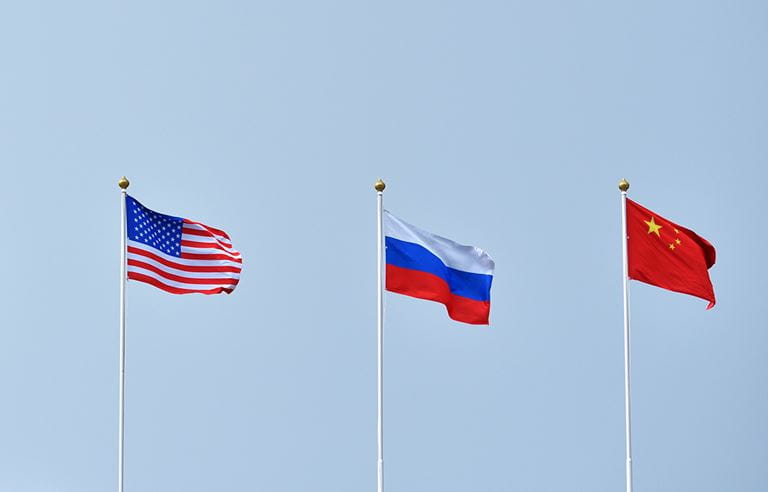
[386,264,491,325]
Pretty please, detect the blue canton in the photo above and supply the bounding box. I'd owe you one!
[126,195,184,257]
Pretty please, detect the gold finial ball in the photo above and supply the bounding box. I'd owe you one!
[118,176,130,189]
[374,179,386,192]
[618,178,630,192]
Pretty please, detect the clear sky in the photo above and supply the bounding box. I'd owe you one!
[1,1,766,491]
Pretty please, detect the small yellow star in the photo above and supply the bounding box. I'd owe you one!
[669,243,676,250]
[644,217,663,237]
[674,228,679,234]
[675,238,681,245]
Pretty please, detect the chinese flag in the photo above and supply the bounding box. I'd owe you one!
[627,199,716,308]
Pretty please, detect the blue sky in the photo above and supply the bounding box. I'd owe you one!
[1,1,766,490]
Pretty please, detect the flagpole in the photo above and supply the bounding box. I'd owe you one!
[374,178,386,492]
[118,176,129,492]
[619,178,633,492]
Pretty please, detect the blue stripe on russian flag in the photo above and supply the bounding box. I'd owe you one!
[385,236,493,302]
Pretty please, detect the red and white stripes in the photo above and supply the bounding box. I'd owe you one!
[127,219,242,295]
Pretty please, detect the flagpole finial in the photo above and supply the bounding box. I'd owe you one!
[118,176,130,190]
[374,179,386,192]
[618,178,630,192]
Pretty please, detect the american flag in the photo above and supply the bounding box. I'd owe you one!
[125,195,242,294]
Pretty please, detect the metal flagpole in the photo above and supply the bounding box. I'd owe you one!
[374,178,386,492]
[118,176,130,492]
[619,178,633,492]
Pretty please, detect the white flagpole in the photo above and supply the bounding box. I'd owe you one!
[374,179,386,492]
[118,176,130,492]
[619,178,633,492]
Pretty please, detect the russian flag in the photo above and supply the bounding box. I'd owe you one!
[384,211,495,325]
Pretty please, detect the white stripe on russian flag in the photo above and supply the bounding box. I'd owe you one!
[383,211,494,275]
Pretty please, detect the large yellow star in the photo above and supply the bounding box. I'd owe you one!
[644,217,662,237]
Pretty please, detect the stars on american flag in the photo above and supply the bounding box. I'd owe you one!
[126,197,183,257]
